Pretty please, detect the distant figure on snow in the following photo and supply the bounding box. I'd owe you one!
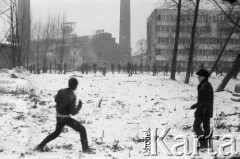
[117,63,121,74]
[164,63,169,76]
[111,62,115,74]
[102,63,107,76]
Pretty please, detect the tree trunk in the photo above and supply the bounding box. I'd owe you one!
[216,54,240,92]
[170,0,182,80]
[233,67,240,79]
[185,0,200,84]
[26,38,30,70]
[233,64,240,78]
[210,17,240,76]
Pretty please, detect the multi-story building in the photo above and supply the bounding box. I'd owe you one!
[147,8,240,71]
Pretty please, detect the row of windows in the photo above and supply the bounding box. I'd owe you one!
[158,61,232,67]
[156,25,211,33]
[158,37,240,45]
[156,49,240,56]
[218,27,240,35]
[157,13,226,22]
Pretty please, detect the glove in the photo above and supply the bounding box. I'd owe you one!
[190,104,197,109]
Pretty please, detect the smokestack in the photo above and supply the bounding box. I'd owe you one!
[17,0,31,58]
[119,0,131,60]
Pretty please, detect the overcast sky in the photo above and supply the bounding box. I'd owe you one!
[31,0,161,52]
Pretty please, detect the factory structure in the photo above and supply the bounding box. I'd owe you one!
[119,0,131,61]
[1,0,132,68]
[69,30,126,65]
[147,8,240,71]
[70,0,131,65]
[0,0,31,67]
[17,0,31,57]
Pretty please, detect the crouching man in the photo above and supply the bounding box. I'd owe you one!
[36,77,95,153]
[190,69,214,149]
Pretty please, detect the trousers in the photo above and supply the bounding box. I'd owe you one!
[39,117,89,150]
[193,117,211,138]
[193,117,212,147]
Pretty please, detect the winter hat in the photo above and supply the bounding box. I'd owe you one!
[196,69,210,77]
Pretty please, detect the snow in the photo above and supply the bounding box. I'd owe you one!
[0,70,240,159]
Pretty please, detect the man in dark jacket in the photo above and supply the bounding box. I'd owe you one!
[111,62,115,74]
[93,63,97,74]
[102,63,107,76]
[190,69,213,149]
[117,63,121,74]
[36,78,94,153]
[152,62,157,76]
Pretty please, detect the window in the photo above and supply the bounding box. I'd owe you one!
[209,38,213,44]
[161,15,166,21]
[213,38,216,44]
[167,25,170,32]
[234,39,238,44]
[156,49,161,55]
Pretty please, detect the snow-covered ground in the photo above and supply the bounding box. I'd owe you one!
[0,70,240,159]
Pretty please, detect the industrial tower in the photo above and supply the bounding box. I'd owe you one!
[17,0,31,61]
[119,0,131,60]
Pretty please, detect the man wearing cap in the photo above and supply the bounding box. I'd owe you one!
[190,69,214,149]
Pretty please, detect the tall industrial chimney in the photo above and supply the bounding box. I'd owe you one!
[17,0,31,60]
[119,0,131,60]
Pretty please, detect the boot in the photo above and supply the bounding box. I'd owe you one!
[35,145,44,152]
[198,140,208,149]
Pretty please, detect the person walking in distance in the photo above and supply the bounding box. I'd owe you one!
[102,63,107,76]
[111,62,115,74]
[63,62,67,74]
[117,63,121,74]
[93,63,97,74]
[164,63,169,76]
[36,78,95,153]
[152,62,157,76]
[190,69,213,149]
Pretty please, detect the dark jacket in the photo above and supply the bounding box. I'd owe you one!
[55,88,82,116]
[191,79,214,118]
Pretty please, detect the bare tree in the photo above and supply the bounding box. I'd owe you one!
[32,19,42,66]
[42,16,51,72]
[59,14,67,66]
[169,0,182,80]
[216,54,240,92]
[136,39,147,64]
[209,0,240,76]
[185,0,200,84]
[53,13,62,72]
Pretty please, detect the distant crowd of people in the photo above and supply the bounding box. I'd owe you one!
[12,61,227,77]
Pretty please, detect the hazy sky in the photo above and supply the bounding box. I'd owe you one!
[31,0,161,52]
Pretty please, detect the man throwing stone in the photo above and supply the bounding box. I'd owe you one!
[36,77,95,153]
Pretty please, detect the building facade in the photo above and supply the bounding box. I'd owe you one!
[70,31,127,65]
[147,8,240,71]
